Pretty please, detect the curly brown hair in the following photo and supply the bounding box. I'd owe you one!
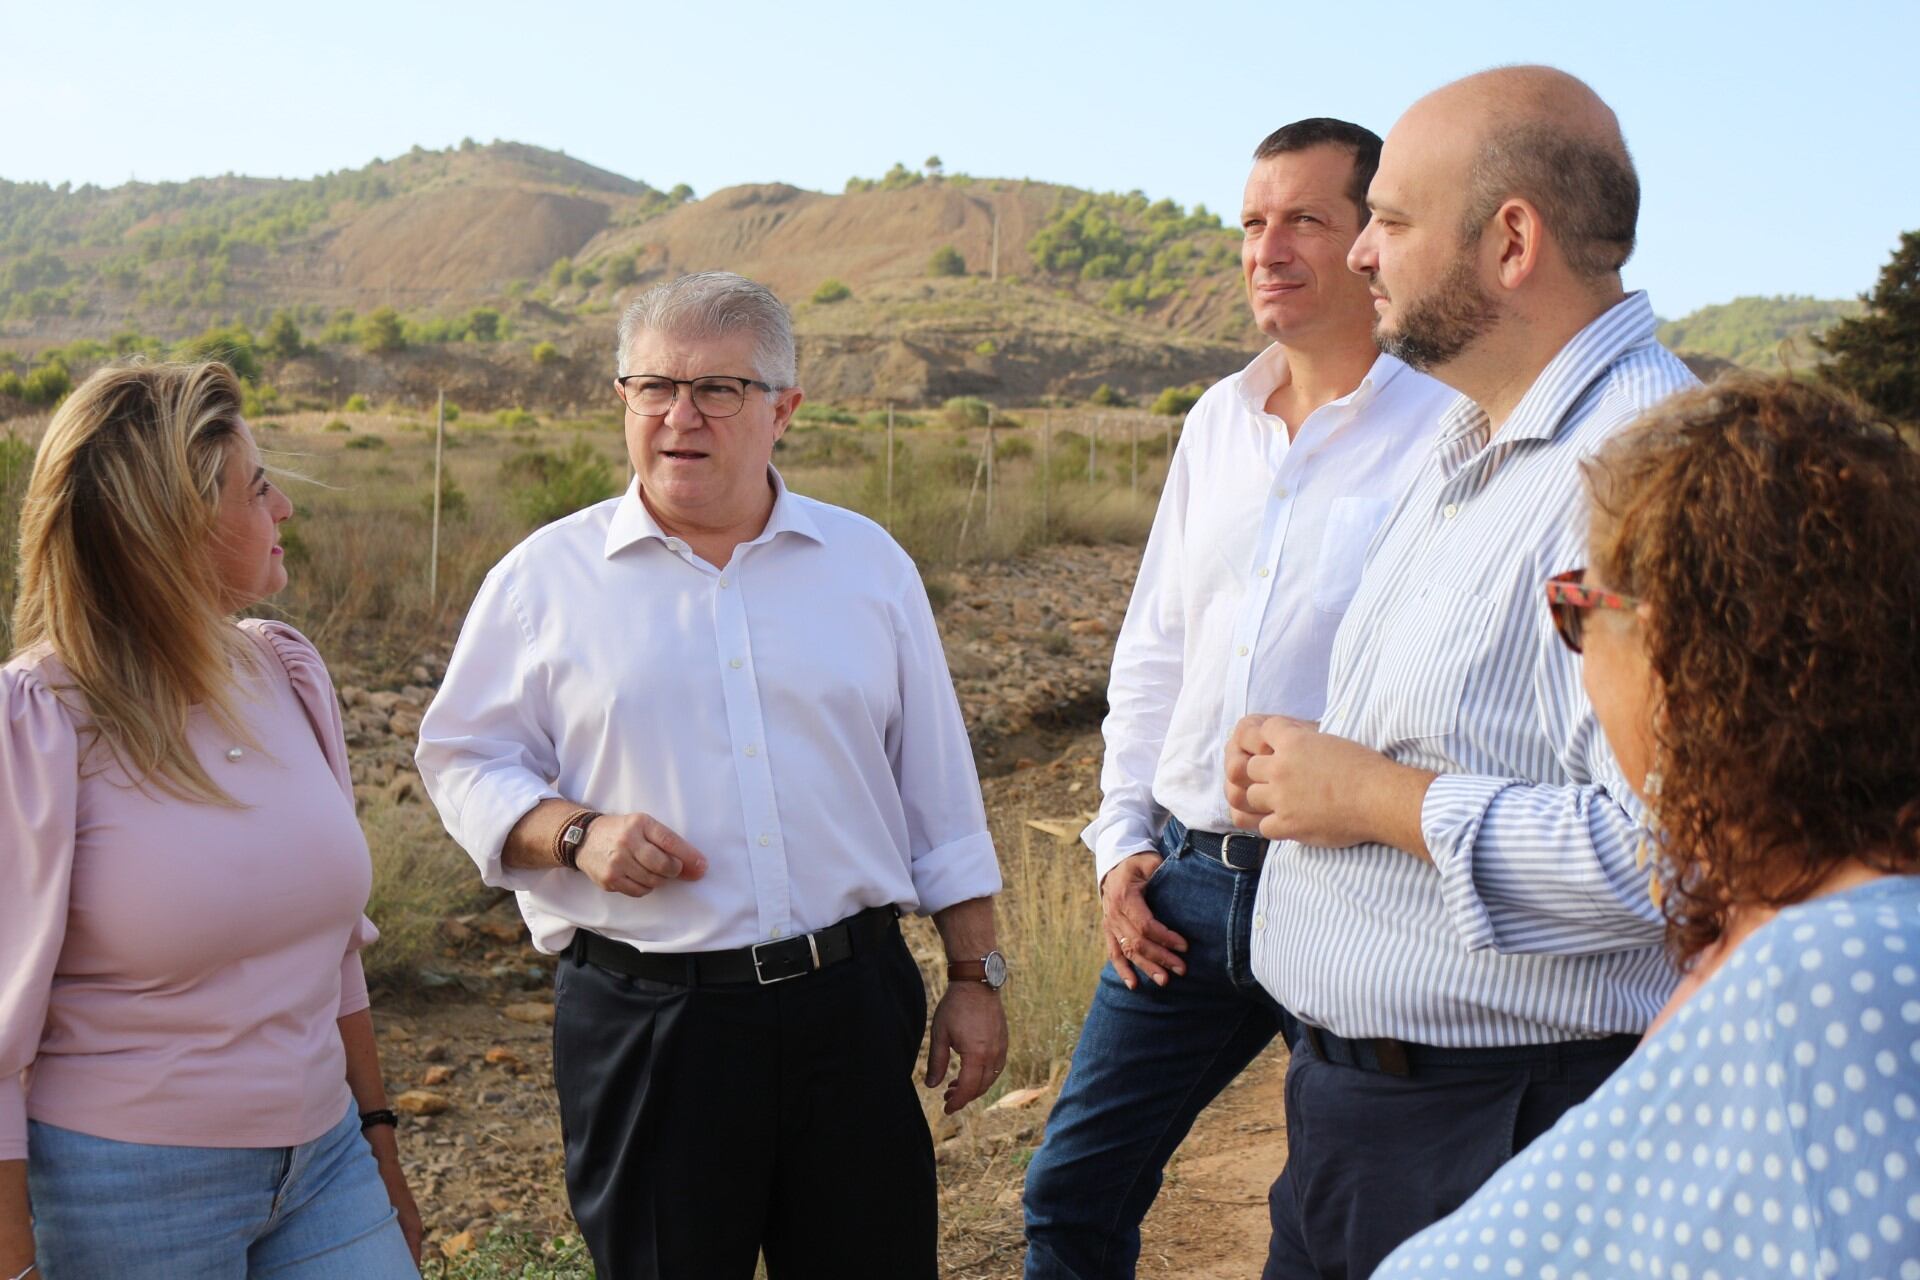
[1585,374,1920,964]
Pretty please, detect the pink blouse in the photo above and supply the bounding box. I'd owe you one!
[1,621,377,1159]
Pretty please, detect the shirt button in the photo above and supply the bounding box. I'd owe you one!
[1237,645,1250,657]
[758,833,771,847]
[729,658,743,669]
[1254,913,1267,931]
[718,576,730,588]
[770,928,784,939]
[1273,486,1290,499]
[1443,503,1459,520]
[744,744,758,758]
[1257,567,1270,579]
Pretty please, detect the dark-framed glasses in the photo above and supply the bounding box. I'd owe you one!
[1545,568,1642,654]
[615,373,775,419]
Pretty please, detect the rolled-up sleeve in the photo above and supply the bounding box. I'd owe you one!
[415,566,563,888]
[887,563,1001,915]
[337,915,380,1017]
[1422,617,1661,956]
[0,668,80,1161]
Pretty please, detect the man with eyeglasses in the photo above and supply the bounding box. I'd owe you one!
[417,271,1007,1279]
[1226,68,1697,1277]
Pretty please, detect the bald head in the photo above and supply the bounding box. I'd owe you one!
[1410,66,1639,278]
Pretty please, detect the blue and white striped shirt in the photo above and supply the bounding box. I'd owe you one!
[1250,292,1699,1046]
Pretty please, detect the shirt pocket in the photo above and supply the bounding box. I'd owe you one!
[1374,587,1499,742]
[1312,496,1395,613]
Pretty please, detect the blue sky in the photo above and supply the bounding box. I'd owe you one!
[4,0,1914,316]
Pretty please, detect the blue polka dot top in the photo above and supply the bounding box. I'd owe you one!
[1378,875,1920,1279]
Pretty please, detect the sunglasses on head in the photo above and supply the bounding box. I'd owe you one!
[1544,568,1642,654]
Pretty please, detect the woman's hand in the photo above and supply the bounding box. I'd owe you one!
[363,1125,423,1264]
[1,1159,34,1279]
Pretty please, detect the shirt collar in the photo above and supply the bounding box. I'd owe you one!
[1440,291,1659,449]
[603,466,823,560]
[1235,344,1409,420]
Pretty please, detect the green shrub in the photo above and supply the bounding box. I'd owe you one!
[549,258,575,288]
[320,309,358,344]
[263,310,303,359]
[994,434,1034,461]
[794,402,857,426]
[603,255,638,288]
[21,362,72,406]
[974,338,998,357]
[1150,382,1205,416]
[497,407,539,430]
[941,395,991,428]
[464,307,502,342]
[1089,383,1131,407]
[442,402,461,422]
[345,434,386,450]
[811,278,852,305]
[930,245,966,277]
[324,419,352,433]
[360,307,405,354]
[422,468,469,519]
[242,384,282,418]
[510,439,616,528]
[177,325,261,383]
[530,341,560,366]
[0,371,22,399]
[344,393,370,412]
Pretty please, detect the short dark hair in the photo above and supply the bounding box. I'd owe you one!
[1462,123,1639,277]
[1251,118,1382,224]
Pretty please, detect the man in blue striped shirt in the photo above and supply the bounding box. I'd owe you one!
[1227,66,1697,1279]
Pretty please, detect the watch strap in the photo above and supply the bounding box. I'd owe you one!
[946,959,988,982]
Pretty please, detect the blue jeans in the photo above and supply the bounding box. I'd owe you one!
[1023,819,1289,1279]
[28,1100,417,1279]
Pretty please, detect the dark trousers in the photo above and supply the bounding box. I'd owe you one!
[1023,820,1288,1279]
[1262,1029,1636,1279]
[552,918,936,1280]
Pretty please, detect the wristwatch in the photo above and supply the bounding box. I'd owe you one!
[947,950,1009,991]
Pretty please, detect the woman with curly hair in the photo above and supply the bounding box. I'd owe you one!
[1378,375,1920,1278]
[1,362,420,1277]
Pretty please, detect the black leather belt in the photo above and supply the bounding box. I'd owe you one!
[570,905,899,987]
[1296,1023,1640,1078]
[1183,826,1269,872]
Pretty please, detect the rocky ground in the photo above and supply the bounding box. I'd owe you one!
[345,541,1287,1274]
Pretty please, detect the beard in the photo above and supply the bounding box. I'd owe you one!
[1373,251,1501,372]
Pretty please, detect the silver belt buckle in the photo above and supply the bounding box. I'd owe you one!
[751,931,823,985]
[1217,833,1265,871]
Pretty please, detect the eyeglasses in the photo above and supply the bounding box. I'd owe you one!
[1545,568,1642,654]
[615,374,775,419]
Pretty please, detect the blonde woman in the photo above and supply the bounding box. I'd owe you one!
[0,363,421,1278]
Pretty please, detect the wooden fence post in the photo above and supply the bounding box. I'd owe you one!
[1041,408,1052,541]
[885,402,895,531]
[429,390,445,604]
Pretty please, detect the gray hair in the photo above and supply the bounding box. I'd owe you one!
[614,271,797,387]
[1459,123,1639,278]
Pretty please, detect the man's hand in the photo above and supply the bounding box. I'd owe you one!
[1100,852,1188,989]
[925,983,1008,1114]
[1227,714,1437,856]
[574,813,709,897]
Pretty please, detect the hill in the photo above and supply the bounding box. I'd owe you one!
[1656,295,1861,372]
[0,145,1256,410]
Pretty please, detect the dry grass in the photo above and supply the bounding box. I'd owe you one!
[357,794,494,986]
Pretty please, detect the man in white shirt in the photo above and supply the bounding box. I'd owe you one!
[416,272,1007,1280]
[1021,121,1454,1280]
[1229,67,1692,1278]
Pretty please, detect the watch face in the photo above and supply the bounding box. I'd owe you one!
[983,951,1009,989]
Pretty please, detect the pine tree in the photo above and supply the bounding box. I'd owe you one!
[1818,230,1920,422]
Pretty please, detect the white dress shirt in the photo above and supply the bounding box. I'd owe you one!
[1081,348,1456,884]
[416,470,1001,955]
[1251,292,1697,1045]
